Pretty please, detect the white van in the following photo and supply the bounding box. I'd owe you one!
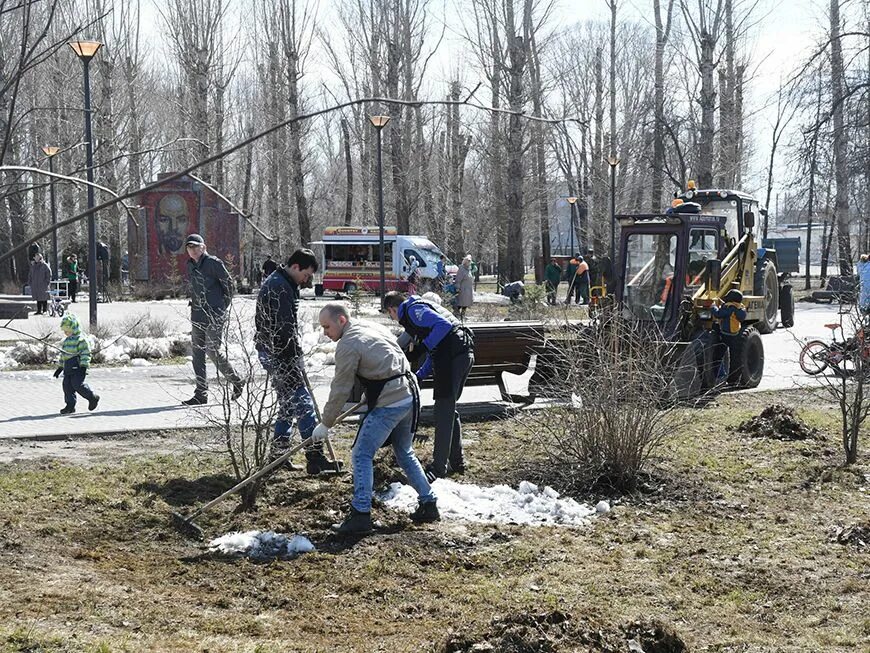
[312,226,452,294]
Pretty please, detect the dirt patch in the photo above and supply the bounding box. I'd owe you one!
[439,611,686,653]
[831,522,870,550]
[736,404,819,440]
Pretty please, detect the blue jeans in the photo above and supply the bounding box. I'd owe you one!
[63,368,96,408]
[270,367,317,444]
[352,403,435,513]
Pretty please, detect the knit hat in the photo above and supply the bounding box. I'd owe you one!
[724,289,744,304]
[61,313,81,334]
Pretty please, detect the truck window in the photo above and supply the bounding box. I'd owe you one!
[698,199,740,238]
[326,243,393,267]
[403,249,427,267]
[622,232,677,322]
[687,228,718,287]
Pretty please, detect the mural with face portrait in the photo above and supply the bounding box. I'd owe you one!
[157,194,191,255]
[132,175,241,283]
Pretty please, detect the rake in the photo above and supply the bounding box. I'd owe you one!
[170,400,365,540]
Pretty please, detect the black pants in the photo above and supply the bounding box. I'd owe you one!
[63,368,96,408]
[68,279,78,302]
[431,349,474,476]
[35,300,47,314]
[546,282,558,305]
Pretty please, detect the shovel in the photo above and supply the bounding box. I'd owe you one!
[170,400,365,540]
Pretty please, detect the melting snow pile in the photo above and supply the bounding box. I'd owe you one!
[208,530,315,559]
[381,479,596,526]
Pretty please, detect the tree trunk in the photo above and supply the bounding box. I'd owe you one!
[698,27,716,188]
[505,31,526,284]
[830,0,851,275]
[652,0,674,211]
[286,52,311,246]
[342,117,353,226]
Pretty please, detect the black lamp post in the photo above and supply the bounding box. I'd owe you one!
[69,39,103,328]
[42,145,60,280]
[608,156,620,265]
[369,114,390,305]
[566,196,577,255]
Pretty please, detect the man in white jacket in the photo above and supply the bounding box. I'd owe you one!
[313,303,439,534]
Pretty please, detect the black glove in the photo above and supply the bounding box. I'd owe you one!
[53,367,63,378]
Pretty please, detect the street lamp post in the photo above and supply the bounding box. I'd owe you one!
[566,196,577,255]
[369,114,390,306]
[42,145,60,280]
[608,156,620,266]
[69,39,103,329]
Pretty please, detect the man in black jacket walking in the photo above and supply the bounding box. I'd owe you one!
[255,248,343,475]
[182,233,244,405]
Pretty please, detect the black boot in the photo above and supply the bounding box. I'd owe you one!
[424,463,446,483]
[269,440,301,470]
[59,405,75,415]
[410,500,440,524]
[332,506,373,535]
[181,394,207,406]
[88,395,100,411]
[306,449,344,475]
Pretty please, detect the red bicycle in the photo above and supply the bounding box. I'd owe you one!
[799,323,870,376]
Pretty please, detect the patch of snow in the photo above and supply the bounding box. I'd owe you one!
[208,530,315,559]
[595,500,611,514]
[129,358,154,367]
[473,292,511,305]
[380,478,596,526]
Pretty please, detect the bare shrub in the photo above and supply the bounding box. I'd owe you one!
[801,304,870,464]
[119,313,172,339]
[9,325,58,366]
[520,308,689,494]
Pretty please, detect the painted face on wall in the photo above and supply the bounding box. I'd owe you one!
[156,194,190,255]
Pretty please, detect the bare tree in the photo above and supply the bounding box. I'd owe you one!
[829,0,852,274]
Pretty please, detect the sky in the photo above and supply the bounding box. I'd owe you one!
[134,0,835,203]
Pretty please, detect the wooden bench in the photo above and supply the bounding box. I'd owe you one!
[0,296,34,320]
[412,321,552,403]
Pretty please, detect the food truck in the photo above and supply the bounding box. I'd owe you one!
[312,226,452,294]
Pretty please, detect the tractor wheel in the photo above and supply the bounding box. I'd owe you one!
[671,340,703,401]
[754,260,779,334]
[727,327,764,388]
[779,284,795,328]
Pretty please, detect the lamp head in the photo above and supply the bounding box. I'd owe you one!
[607,156,620,167]
[566,196,577,205]
[69,40,103,61]
[42,145,60,157]
[369,115,391,129]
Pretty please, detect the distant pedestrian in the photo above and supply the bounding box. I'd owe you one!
[64,254,79,302]
[435,255,447,289]
[262,254,278,280]
[544,258,561,305]
[454,255,474,321]
[858,254,870,314]
[54,313,99,414]
[502,280,525,304]
[28,253,51,315]
[406,255,420,291]
[182,233,245,406]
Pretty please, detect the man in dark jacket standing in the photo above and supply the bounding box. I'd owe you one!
[182,233,244,406]
[384,291,474,481]
[544,258,562,305]
[255,248,343,475]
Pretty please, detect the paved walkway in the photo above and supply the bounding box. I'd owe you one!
[0,300,844,441]
[0,362,508,441]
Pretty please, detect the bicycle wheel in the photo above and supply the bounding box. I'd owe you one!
[799,340,830,375]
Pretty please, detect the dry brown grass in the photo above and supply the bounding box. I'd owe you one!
[0,387,866,652]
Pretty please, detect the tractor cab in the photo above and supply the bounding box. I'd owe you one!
[616,212,727,336]
[677,184,763,243]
